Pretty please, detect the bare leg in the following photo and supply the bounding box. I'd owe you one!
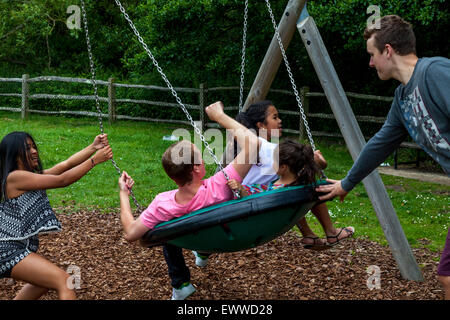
[311,203,336,235]
[296,218,316,237]
[311,203,354,244]
[11,253,76,300]
[438,275,450,300]
[296,218,326,246]
[14,284,49,300]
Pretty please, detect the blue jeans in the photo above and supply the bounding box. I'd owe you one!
[163,244,190,288]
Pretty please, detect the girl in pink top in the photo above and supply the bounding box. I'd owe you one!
[139,162,242,230]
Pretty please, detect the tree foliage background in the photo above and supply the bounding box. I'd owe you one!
[0,0,448,131]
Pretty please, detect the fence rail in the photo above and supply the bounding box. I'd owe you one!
[0,74,394,140]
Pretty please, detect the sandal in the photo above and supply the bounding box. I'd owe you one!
[326,227,355,246]
[301,236,330,251]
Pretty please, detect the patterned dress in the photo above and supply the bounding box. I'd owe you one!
[0,190,61,278]
[241,180,286,195]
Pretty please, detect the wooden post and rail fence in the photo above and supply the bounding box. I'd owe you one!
[0,74,423,168]
[1,74,400,141]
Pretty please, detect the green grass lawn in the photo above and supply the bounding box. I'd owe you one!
[1,111,448,252]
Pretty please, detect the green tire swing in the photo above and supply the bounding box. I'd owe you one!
[141,181,329,253]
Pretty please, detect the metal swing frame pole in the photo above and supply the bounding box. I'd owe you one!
[219,0,306,168]
[242,0,306,111]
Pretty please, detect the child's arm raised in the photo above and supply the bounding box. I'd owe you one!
[118,171,149,242]
[7,145,113,195]
[314,150,328,170]
[205,101,260,179]
[44,134,109,175]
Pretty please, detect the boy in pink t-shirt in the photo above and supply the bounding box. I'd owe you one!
[139,157,242,230]
[117,101,260,300]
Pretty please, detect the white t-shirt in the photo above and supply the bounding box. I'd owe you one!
[242,137,279,185]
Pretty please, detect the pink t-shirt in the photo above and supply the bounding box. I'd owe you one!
[140,164,242,230]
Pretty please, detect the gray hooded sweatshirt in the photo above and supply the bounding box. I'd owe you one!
[342,57,450,192]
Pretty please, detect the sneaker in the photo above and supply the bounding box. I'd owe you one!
[171,282,196,300]
[193,251,209,267]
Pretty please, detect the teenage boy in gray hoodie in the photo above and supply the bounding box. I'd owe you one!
[316,15,450,299]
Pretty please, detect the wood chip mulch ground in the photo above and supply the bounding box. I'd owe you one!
[0,209,445,300]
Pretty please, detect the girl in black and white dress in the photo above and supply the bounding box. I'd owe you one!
[0,131,112,299]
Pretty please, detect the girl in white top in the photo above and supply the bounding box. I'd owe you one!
[234,100,354,250]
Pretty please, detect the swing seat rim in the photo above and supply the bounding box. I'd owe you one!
[140,180,329,248]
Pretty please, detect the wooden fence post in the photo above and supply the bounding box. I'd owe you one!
[299,86,309,141]
[199,83,206,131]
[108,77,116,124]
[21,74,29,120]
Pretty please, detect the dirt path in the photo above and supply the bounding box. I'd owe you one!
[378,166,449,186]
[0,210,444,300]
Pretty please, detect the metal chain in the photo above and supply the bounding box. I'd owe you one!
[80,0,103,134]
[238,0,248,112]
[113,0,240,198]
[265,0,316,152]
[80,0,142,210]
[265,0,326,179]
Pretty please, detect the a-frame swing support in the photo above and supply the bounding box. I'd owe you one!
[243,0,423,281]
